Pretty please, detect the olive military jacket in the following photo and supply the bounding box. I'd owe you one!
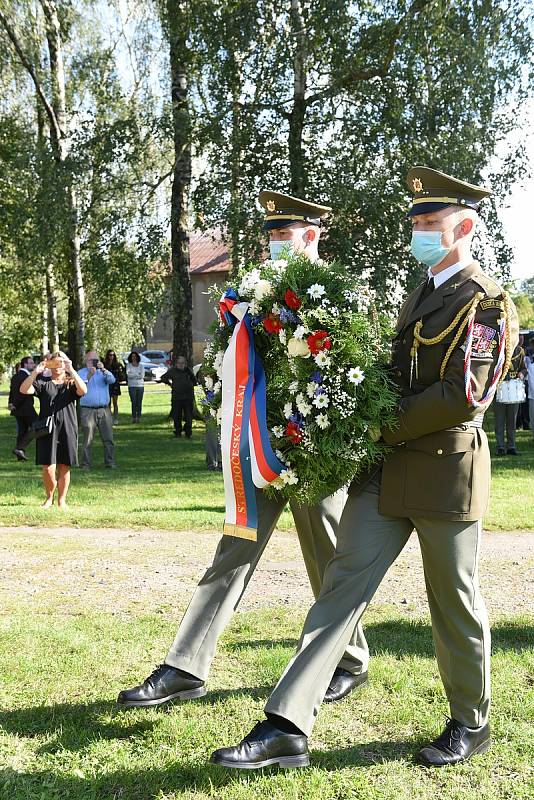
[353,261,518,521]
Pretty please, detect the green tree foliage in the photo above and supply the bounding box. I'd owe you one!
[191,0,534,306]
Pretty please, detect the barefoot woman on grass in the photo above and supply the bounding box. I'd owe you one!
[20,352,87,508]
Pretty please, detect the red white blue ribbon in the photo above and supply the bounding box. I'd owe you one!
[219,289,285,540]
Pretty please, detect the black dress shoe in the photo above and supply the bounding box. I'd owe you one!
[324,668,368,703]
[496,448,506,456]
[117,664,206,708]
[417,718,490,767]
[506,448,519,455]
[12,449,28,461]
[210,720,309,770]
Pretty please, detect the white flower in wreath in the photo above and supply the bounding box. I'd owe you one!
[289,381,299,395]
[248,299,259,315]
[293,325,307,340]
[347,366,365,385]
[279,328,287,345]
[271,426,285,438]
[313,393,330,409]
[204,376,214,390]
[287,337,310,358]
[307,283,326,300]
[271,303,280,315]
[280,468,298,485]
[216,407,222,425]
[210,407,217,418]
[314,351,330,368]
[271,259,288,270]
[283,401,293,418]
[306,381,318,398]
[297,398,312,416]
[213,350,225,378]
[238,268,261,296]
[213,381,221,394]
[271,476,285,490]
[316,412,330,429]
[254,279,273,301]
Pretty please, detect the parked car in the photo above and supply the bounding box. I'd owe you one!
[141,349,171,366]
[121,353,167,382]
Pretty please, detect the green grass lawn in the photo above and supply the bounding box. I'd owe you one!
[0,604,533,800]
[1,382,533,531]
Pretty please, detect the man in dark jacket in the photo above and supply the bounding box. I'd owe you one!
[9,356,37,461]
[161,355,197,438]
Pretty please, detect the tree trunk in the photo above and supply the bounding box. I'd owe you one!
[41,0,85,364]
[45,262,59,351]
[288,0,308,197]
[166,0,193,363]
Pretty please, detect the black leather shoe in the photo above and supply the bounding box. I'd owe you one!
[417,718,490,767]
[12,449,27,461]
[496,448,506,456]
[210,720,309,769]
[324,668,368,703]
[117,664,206,708]
[506,448,519,455]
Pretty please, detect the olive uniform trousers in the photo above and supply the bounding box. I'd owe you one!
[265,474,490,736]
[166,488,369,681]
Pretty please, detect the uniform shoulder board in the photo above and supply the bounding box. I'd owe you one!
[471,271,504,299]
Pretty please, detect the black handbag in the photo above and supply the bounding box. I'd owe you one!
[30,415,55,439]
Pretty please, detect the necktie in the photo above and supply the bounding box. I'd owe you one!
[419,277,435,304]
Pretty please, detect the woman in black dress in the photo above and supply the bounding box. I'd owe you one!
[20,352,87,508]
[104,349,123,424]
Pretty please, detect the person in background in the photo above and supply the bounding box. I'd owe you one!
[9,355,37,461]
[493,341,525,455]
[19,351,87,508]
[194,364,222,471]
[525,348,534,440]
[161,355,197,438]
[104,350,123,425]
[125,351,145,423]
[78,350,116,469]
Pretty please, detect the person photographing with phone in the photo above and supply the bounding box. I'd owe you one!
[19,352,87,508]
[78,350,117,469]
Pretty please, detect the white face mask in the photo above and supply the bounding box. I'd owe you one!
[269,240,295,260]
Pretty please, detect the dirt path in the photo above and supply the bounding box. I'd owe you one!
[0,526,532,619]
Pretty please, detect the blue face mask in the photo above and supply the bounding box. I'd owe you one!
[269,240,295,260]
[410,231,451,268]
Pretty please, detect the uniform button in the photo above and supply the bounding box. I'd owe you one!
[437,449,443,455]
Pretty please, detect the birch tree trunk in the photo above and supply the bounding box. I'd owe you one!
[40,0,85,365]
[288,0,308,197]
[166,0,193,363]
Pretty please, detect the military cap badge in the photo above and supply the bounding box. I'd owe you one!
[412,178,423,192]
[266,200,276,212]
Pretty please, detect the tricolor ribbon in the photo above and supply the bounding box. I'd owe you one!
[219,289,285,540]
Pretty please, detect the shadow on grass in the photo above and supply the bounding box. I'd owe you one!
[0,700,156,754]
[0,739,424,799]
[224,619,534,658]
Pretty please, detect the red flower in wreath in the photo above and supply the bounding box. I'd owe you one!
[263,314,283,334]
[284,289,302,311]
[285,420,303,444]
[307,329,331,355]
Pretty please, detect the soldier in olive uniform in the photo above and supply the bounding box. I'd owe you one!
[211,167,519,770]
[117,192,369,710]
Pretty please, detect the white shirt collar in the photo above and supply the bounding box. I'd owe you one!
[428,257,472,289]
[20,367,31,375]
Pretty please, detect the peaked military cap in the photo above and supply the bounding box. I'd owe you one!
[258,190,332,230]
[406,166,492,216]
